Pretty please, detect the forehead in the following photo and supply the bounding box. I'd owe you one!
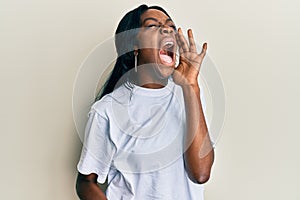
[140,9,171,23]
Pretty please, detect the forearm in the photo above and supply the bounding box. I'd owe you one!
[76,178,107,200]
[181,84,214,184]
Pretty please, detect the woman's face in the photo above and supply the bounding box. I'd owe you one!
[136,9,177,80]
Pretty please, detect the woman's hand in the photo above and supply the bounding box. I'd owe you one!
[172,28,207,87]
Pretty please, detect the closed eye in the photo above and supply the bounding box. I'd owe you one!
[169,25,176,30]
[146,24,159,29]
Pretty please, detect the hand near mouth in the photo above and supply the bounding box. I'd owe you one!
[172,28,207,88]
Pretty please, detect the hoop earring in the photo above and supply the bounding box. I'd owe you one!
[134,51,138,73]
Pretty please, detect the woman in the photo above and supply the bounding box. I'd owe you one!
[76,4,214,200]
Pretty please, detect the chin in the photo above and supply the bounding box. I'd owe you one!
[154,63,175,79]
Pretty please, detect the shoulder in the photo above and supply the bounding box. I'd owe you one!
[90,83,131,116]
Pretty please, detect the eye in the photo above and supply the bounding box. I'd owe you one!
[170,25,176,30]
[146,24,159,29]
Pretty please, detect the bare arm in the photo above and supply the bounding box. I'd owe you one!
[173,28,214,184]
[181,84,214,184]
[76,172,107,200]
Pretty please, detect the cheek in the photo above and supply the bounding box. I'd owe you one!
[137,32,159,49]
[139,48,158,63]
[136,32,160,63]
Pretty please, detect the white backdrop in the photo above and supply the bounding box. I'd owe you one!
[1,0,299,199]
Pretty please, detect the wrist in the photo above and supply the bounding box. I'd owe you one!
[181,84,201,99]
[181,83,200,92]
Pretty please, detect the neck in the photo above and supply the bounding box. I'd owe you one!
[139,82,167,89]
[137,75,168,89]
[129,69,168,89]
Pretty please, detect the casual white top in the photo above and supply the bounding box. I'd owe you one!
[77,77,210,200]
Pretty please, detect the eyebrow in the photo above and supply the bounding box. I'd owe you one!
[142,17,173,25]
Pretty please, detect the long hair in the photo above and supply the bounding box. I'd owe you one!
[95,4,172,102]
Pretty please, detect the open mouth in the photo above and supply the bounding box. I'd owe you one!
[159,38,175,65]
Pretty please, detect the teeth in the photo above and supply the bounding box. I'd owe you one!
[164,41,174,48]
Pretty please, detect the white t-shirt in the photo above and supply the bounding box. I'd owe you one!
[77,78,210,200]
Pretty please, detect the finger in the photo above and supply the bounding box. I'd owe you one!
[176,34,187,56]
[175,33,184,54]
[177,28,189,52]
[188,29,197,53]
[199,42,207,59]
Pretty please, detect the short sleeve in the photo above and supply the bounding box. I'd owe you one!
[77,108,116,183]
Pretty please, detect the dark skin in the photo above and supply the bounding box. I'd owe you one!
[134,9,214,183]
[76,173,107,200]
[76,9,214,199]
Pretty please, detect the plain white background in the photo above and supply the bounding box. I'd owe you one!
[1,0,299,199]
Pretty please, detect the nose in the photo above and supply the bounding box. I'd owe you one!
[159,25,173,35]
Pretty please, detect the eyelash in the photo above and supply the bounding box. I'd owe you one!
[147,24,159,29]
[146,24,176,30]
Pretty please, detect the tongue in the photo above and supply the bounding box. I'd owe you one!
[159,50,173,64]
